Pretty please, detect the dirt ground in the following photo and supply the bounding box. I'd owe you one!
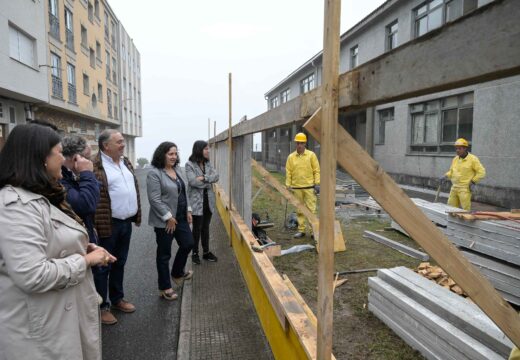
[252,169,426,360]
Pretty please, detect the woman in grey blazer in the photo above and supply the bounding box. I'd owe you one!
[186,140,219,265]
[147,142,194,300]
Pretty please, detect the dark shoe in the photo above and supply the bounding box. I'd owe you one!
[159,289,178,301]
[192,253,201,265]
[101,309,118,325]
[112,300,136,313]
[203,252,218,262]
[173,270,194,285]
[293,232,305,239]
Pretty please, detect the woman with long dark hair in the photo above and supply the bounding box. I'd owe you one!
[186,140,219,264]
[147,141,194,300]
[0,123,115,360]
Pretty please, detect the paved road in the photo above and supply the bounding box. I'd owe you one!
[101,169,181,360]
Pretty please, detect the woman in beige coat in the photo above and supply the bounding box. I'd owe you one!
[0,123,115,360]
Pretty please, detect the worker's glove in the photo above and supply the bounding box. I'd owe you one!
[469,181,476,192]
[314,185,320,195]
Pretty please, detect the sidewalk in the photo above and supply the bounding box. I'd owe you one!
[179,214,274,360]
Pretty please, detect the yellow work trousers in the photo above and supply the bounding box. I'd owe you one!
[293,188,317,233]
[510,346,520,360]
[447,187,472,211]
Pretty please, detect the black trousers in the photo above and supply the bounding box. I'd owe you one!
[192,197,212,254]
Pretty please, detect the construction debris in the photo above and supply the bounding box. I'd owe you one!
[363,230,429,261]
[368,267,514,360]
[415,262,467,297]
[280,244,315,256]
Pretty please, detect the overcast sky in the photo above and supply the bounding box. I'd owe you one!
[107,0,386,161]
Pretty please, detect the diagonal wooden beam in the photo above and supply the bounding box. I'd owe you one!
[304,107,520,347]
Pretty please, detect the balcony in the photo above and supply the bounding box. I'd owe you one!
[52,75,63,99]
[68,84,77,104]
[49,13,60,40]
[65,29,74,51]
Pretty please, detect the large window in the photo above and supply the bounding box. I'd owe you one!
[269,96,279,109]
[105,51,111,80]
[300,73,315,94]
[67,63,77,104]
[9,25,35,67]
[83,73,89,95]
[410,92,473,153]
[88,2,94,23]
[281,88,291,104]
[107,89,112,117]
[81,25,88,49]
[350,45,358,69]
[414,0,477,38]
[51,52,63,98]
[89,48,95,68]
[98,83,103,102]
[386,20,398,51]
[48,0,60,39]
[377,108,394,145]
[65,8,74,50]
[112,57,117,84]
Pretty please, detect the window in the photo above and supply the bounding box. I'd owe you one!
[122,44,126,62]
[111,21,116,48]
[113,93,118,120]
[48,0,60,39]
[300,73,315,94]
[269,96,279,109]
[89,48,95,68]
[107,89,112,117]
[410,92,473,153]
[51,52,63,98]
[98,83,103,102]
[81,25,87,48]
[67,63,77,104]
[112,57,117,84]
[414,0,444,37]
[377,108,394,145]
[9,107,16,124]
[96,41,101,62]
[281,88,291,104]
[350,45,358,69]
[88,2,94,23]
[83,73,89,95]
[104,12,109,40]
[94,0,100,19]
[386,20,398,51]
[65,8,74,50]
[105,51,110,80]
[9,25,36,67]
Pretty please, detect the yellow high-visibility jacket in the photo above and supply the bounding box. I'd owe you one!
[445,153,486,189]
[285,149,320,189]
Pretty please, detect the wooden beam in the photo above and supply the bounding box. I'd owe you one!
[317,0,341,357]
[252,159,346,252]
[303,107,520,347]
[211,0,520,142]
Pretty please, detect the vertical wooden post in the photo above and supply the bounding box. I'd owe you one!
[317,0,341,359]
[228,73,233,246]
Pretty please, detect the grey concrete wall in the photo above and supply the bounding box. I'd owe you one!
[0,0,48,103]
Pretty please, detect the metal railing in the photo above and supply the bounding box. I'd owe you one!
[52,75,63,98]
[68,84,77,104]
[49,12,60,40]
[65,29,74,50]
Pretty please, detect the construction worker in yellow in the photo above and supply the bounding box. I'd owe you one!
[285,132,320,238]
[441,138,486,211]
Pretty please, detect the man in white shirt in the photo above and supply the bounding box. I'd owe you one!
[93,129,141,325]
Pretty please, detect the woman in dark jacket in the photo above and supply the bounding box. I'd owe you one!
[186,140,219,265]
[60,135,100,244]
[147,142,194,300]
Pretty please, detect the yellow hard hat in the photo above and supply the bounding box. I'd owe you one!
[294,132,307,142]
[454,138,469,147]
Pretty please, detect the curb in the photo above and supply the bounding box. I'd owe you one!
[177,259,193,360]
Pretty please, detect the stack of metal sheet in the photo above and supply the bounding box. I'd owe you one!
[368,267,513,360]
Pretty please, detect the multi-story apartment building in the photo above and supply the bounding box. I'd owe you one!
[0,0,142,161]
[262,0,518,207]
[0,0,48,149]
[119,23,142,164]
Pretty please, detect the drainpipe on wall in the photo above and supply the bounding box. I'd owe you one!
[365,107,374,157]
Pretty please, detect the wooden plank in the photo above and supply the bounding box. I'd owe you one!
[252,159,346,252]
[363,231,429,261]
[303,107,520,347]
[317,0,341,357]
[448,211,520,221]
[212,0,520,143]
